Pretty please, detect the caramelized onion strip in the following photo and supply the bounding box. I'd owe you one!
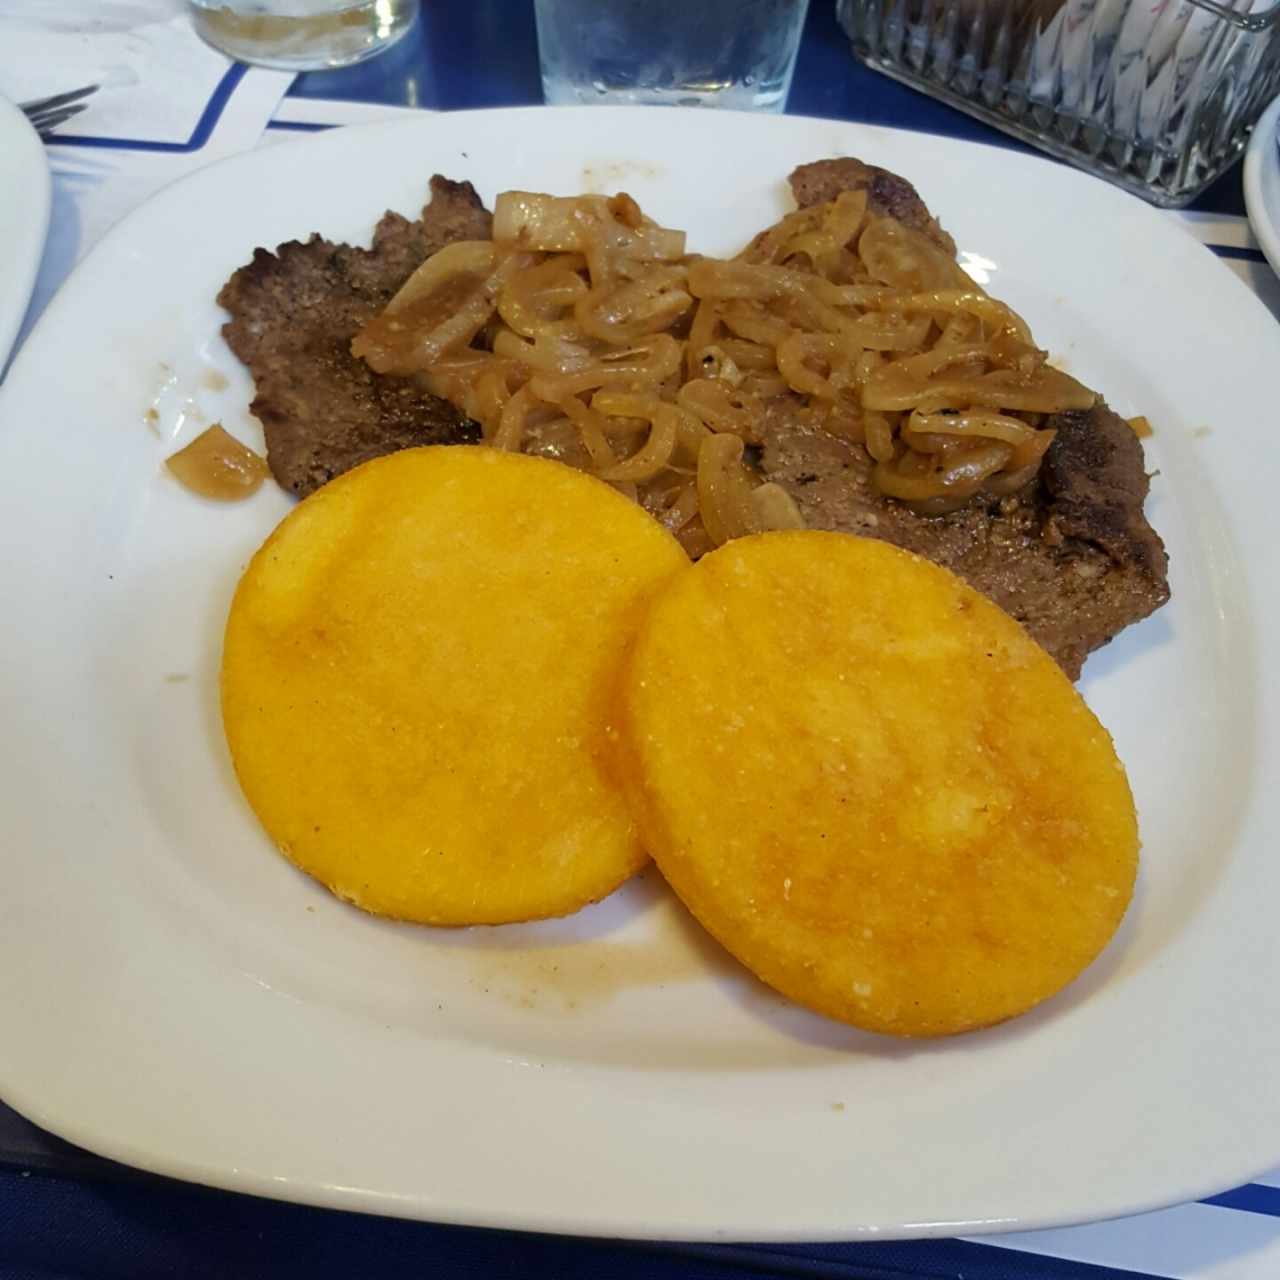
[590,392,687,483]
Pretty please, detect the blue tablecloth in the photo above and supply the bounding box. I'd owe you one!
[1,2,1273,1277]
[0,1162,1178,1280]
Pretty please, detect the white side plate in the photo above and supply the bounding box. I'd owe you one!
[1245,93,1280,277]
[0,107,1277,1242]
[0,94,51,373]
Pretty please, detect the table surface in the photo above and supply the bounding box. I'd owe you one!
[1,2,1274,1278]
[288,0,1249,216]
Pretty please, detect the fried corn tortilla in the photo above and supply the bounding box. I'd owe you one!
[222,445,688,925]
[614,531,1138,1036]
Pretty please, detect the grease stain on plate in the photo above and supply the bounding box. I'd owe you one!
[457,881,734,1012]
[581,159,666,193]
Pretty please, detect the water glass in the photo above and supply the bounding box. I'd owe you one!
[189,0,418,71]
[534,0,811,113]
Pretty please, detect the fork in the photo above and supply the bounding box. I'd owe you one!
[19,84,99,139]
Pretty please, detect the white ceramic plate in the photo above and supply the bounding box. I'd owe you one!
[1244,93,1280,277]
[0,107,1277,1242]
[0,94,50,374]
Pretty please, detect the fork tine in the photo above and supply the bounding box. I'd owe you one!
[31,104,88,128]
[33,104,89,136]
[20,84,99,117]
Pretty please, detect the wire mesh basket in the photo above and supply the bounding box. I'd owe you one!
[837,0,1280,205]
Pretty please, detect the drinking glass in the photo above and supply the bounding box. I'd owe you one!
[534,0,811,113]
[189,0,418,71]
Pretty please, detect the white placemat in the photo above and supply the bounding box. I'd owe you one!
[0,1,294,357]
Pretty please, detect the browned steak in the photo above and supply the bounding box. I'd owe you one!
[789,158,957,256]
[218,175,492,498]
[766,162,1169,677]
[218,161,1168,675]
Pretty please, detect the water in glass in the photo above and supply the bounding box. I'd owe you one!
[535,0,811,112]
[189,0,417,71]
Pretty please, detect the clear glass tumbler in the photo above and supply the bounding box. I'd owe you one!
[189,0,418,71]
[534,0,811,112]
